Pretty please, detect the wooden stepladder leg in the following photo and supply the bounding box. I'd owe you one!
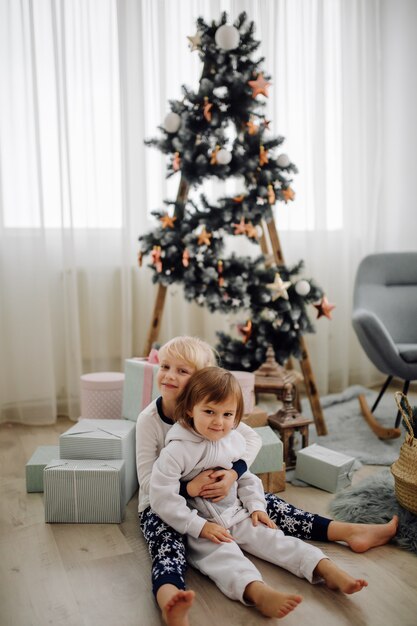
[261,219,328,436]
[143,176,191,356]
[298,338,327,435]
[144,284,167,356]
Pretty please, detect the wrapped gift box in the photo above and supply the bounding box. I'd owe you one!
[26,445,60,493]
[44,459,125,523]
[295,444,356,493]
[122,358,159,422]
[59,418,137,504]
[80,372,125,420]
[250,426,285,493]
[242,407,269,428]
[230,371,255,414]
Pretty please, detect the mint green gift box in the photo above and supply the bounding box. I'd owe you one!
[26,445,60,493]
[44,459,125,523]
[122,358,159,422]
[250,426,283,474]
[295,444,356,493]
[59,418,137,504]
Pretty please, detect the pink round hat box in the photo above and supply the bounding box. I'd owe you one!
[231,371,255,415]
[80,372,125,420]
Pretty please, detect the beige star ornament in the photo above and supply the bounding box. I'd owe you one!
[187,32,201,51]
[267,273,291,301]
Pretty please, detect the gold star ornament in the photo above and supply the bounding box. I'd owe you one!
[197,227,212,246]
[259,145,269,166]
[267,273,292,301]
[159,214,177,229]
[238,319,253,344]
[281,187,295,203]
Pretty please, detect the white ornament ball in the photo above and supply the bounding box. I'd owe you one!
[164,112,181,134]
[277,153,290,168]
[295,280,311,296]
[216,148,232,165]
[215,24,240,51]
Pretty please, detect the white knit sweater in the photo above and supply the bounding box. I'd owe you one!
[136,398,262,513]
[149,422,267,539]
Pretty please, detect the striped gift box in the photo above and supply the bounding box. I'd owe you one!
[26,445,60,493]
[59,419,137,504]
[122,358,159,422]
[44,459,125,523]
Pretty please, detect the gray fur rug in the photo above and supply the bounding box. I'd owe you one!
[329,469,417,555]
[302,385,404,465]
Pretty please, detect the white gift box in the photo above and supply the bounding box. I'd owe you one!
[59,418,137,504]
[122,358,159,422]
[295,444,356,493]
[44,459,125,523]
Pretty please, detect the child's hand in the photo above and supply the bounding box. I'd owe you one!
[186,470,215,498]
[199,469,238,502]
[251,510,277,529]
[200,521,234,543]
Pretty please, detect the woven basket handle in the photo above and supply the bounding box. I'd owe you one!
[394,391,415,437]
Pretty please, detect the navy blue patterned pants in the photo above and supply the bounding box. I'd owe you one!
[140,493,331,596]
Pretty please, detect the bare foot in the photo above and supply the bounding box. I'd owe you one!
[245,581,302,618]
[162,590,195,626]
[344,516,398,553]
[316,559,368,595]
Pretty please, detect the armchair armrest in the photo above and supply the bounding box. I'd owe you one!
[352,308,399,373]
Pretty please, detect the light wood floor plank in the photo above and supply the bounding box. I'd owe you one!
[1,417,417,626]
[0,523,82,626]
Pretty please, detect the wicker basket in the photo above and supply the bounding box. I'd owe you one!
[390,392,417,515]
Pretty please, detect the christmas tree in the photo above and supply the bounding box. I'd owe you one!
[138,12,332,372]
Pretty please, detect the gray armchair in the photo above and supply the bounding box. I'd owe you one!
[352,252,417,428]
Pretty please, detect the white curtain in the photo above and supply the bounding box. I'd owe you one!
[1,0,416,424]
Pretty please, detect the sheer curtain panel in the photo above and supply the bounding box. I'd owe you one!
[1,0,416,424]
[0,0,130,423]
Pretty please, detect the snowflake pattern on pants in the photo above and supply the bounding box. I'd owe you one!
[140,507,187,595]
[265,493,318,539]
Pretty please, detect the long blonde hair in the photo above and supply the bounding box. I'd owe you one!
[173,367,244,431]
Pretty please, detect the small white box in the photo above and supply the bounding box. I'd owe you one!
[295,444,356,493]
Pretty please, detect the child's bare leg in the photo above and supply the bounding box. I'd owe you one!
[327,516,398,553]
[244,581,302,618]
[157,584,195,626]
[315,559,368,594]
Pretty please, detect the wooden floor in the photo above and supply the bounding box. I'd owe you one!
[1,416,417,626]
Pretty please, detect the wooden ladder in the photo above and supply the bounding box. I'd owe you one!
[143,193,327,436]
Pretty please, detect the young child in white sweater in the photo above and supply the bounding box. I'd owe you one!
[137,336,396,626]
[150,367,368,619]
